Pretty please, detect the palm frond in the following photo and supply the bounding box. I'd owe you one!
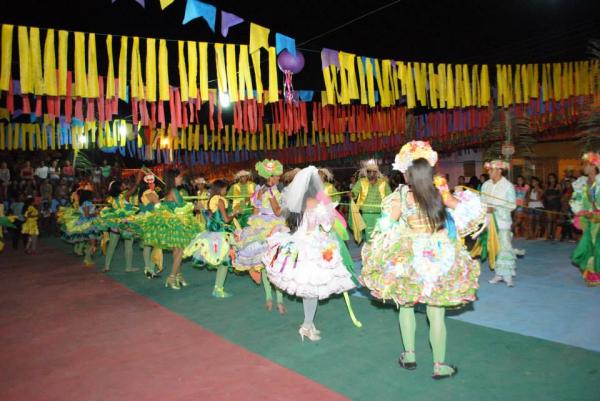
[73,150,95,172]
[482,109,536,161]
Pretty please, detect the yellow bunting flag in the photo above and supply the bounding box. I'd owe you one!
[58,30,68,96]
[250,49,263,103]
[225,44,238,102]
[158,39,169,101]
[118,36,128,101]
[0,25,13,91]
[87,33,99,98]
[437,64,446,108]
[74,32,88,97]
[43,29,57,96]
[356,56,367,104]
[177,40,189,102]
[106,35,115,98]
[428,63,438,109]
[446,64,454,109]
[146,38,157,102]
[238,44,253,100]
[404,62,416,109]
[187,41,198,100]
[249,23,269,54]
[18,26,32,94]
[267,46,278,103]
[365,58,375,107]
[198,42,209,102]
[214,43,228,98]
[480,65,490,106]
[131,37,145,100]
[29,27,44,95]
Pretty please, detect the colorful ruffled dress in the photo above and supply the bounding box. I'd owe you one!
[233,186,286,272]
[263,199,356,300]
[63,201,101,242]
[570,175,600,285]
[58,205,81,243]
[96,194,140,240]
[21,206,40,236]
[184,195,235,267]
[360,185,485,307]
[138,190,199,250]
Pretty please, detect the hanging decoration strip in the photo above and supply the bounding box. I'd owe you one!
[321,47,600,109]
[0,23,597,165]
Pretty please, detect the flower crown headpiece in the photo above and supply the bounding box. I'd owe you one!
[484,160,510,170]
[255,159,283,179]
[581,152,600,167]
[143,174,155,184]
[392,141,438,173]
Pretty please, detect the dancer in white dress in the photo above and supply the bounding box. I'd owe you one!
[263,166,356,342]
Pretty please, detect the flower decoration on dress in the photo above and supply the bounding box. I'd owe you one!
[392,141,438,173]
[485,160,510,170]
[581,152,600,167]
[255,159,283,179]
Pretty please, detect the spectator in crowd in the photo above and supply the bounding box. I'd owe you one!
[20,161,34,182]
[49,160,61,182]
[62,160,75,183]
[543,173,562,241]
[0,161,10,201]
[40,179,53,202]
[467,176,480,189]
[101,160,112,183]
[35,161,49,184]
[526,176,545,239]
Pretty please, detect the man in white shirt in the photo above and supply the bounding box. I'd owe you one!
[481,160,518,287]
[35,161,49,182]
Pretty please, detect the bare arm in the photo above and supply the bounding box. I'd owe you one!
[218,199,236,223]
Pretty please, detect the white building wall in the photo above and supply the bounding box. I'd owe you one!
[437,149,484,188]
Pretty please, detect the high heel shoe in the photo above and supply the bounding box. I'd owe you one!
[176,273,188,287]
[144,267,158,279]
[310,323,321,335]
[398,351,417,370]
[165,275,181,290]
[212,286,232,298]
[298,326,321,342]
[432,363,458,380]
[277,303,287,315]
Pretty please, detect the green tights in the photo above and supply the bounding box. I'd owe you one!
[214,265,229,290]
[104,232,133,271]
[261,269,282,304]
[399,306,454,374]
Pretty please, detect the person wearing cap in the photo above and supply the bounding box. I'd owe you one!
[351,160,391,242]
[570,152,600,286]
[192,176,210,211]
[319,168,340,203]
[481,160,518,287]
[233,159,287,314]
[227,170,256,228]
[360,140,485,379]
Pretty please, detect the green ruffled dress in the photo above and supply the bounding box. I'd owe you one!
[139,191,201,250]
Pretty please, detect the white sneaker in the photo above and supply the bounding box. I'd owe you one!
[489,275,503,284]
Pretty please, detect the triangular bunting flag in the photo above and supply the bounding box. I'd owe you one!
[160,0,175,9]
[275,33,296,56]
[249,23,270,54]
[112,0,145,6]
[221,11,244,37]
[183,0,216,31]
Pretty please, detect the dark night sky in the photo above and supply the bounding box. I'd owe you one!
[0,0,599,89]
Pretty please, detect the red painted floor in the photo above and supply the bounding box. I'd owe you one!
[0,241,349,401]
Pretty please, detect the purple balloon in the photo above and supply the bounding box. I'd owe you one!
[277,50,305,74]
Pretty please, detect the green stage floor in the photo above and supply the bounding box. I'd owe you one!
[62,237,600,401]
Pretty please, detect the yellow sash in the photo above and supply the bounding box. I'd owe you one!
[356,178,386,208]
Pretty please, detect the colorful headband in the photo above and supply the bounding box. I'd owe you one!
[318,168,333,181]
[392,141,438,173]
[581,152,600,167]
[255,159,283,179]
[485,160,510,170]
[234,170,252,179]
[143,174,155,184]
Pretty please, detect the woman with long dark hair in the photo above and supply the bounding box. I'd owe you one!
[361,141,485,380]
[543,173,562,240]
[185,179,238,297]
[139,169,200,289]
